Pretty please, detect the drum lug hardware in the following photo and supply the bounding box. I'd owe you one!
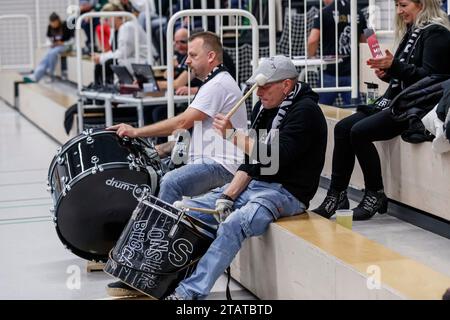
[91,156,99,174]
[82,128,94,137]
[86,136,94,145]
[46,181,53,193]
[132,188,150,219]
[50,207,55,214]
[169,210,186,238]
[57,156,65,165]
[56,146,62,155]
[62,184,71,197]
[60,176,68,185]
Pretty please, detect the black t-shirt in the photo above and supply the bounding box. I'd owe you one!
[46,21,74,43]
[312,0,366,76]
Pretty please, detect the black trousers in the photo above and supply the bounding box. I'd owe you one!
[330,108,409,192]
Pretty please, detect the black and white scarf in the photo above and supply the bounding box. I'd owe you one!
[192,64,228,100]
[375,23,433,110]
[252,82,302,143]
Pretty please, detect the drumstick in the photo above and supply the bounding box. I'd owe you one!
[173,201,218,215]
[225,74,268,119]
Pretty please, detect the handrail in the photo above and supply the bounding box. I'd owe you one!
[166,9,259,119]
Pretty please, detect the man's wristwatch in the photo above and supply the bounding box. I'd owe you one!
[219,193,234,201]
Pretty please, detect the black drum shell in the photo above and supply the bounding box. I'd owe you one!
[104,196,215,299]
[47,130,162,262]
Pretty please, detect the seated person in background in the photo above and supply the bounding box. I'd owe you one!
[156,28,236,95]
[313,0,450,220]
[92,0,148,86]
[79,0,101,55]
[106,31,248,297]
[24,13,74,83]
[151,28,236,125]
[307,0,367,106]
[163,55,328,300]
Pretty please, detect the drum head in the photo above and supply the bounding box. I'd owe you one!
[55,168,152,262]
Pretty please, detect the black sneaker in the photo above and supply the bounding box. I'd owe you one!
[312,189,349,219]
[353,189,388,221]
[106,281,145,297]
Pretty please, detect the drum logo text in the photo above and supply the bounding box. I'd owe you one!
[105,178,150,199]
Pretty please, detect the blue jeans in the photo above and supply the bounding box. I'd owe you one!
[174,180,306,299]
[319,73,352,106]
[158,159,234,205]
[33,45,67,82]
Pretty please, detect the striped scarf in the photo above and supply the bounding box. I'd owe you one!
[375,24,432,110]
[253,82,302,143]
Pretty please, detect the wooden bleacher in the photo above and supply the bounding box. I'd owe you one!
[0,70,23,107]
[18,82,77,144]
[232,211,450,300]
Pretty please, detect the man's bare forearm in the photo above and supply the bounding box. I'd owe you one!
[223,171,252,200]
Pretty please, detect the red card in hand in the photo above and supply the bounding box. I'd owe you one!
[364,28,383,58]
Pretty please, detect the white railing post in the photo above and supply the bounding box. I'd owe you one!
[166,9,259,119]
[268,0,276,56]
[350,0,358,100]
[144,0,153,65]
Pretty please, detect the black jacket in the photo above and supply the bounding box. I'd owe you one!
[388,24,450,88]
[238,82,327,208]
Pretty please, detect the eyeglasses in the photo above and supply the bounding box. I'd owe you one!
[175,40,188,44]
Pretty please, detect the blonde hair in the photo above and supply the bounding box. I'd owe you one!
[394,0,450,40]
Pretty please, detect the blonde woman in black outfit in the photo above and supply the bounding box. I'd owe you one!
[314,0,450,220]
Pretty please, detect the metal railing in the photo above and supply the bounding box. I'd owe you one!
[267,0,359,100]
[0,14,34,70]
[166,9,259,119]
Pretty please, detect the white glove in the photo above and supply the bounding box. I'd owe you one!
[173,200,184,210]
[215,196,234,222]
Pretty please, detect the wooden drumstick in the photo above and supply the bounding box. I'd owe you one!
[225,74,268,119]
[173,201,218,215]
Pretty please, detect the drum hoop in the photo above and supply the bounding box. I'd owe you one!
[47,130,109,178]
[50,162,151,211]
[141,198,216,239]
[48,131,157,182]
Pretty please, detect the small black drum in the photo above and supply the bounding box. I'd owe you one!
[104,193,215,299]
[47,129,165,262]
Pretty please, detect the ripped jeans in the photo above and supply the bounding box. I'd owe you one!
[174,180,306,299]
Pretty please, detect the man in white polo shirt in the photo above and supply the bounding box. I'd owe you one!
[107,31,247,297]
[109,31,247,206]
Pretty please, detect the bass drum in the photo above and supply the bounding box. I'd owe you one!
[47,129,164,262]
[104,193,215,299]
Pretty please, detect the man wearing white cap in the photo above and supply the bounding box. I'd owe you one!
[162,55,328,300]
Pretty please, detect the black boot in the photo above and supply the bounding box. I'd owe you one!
[312,189,349,219]
[353,189,388,221]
